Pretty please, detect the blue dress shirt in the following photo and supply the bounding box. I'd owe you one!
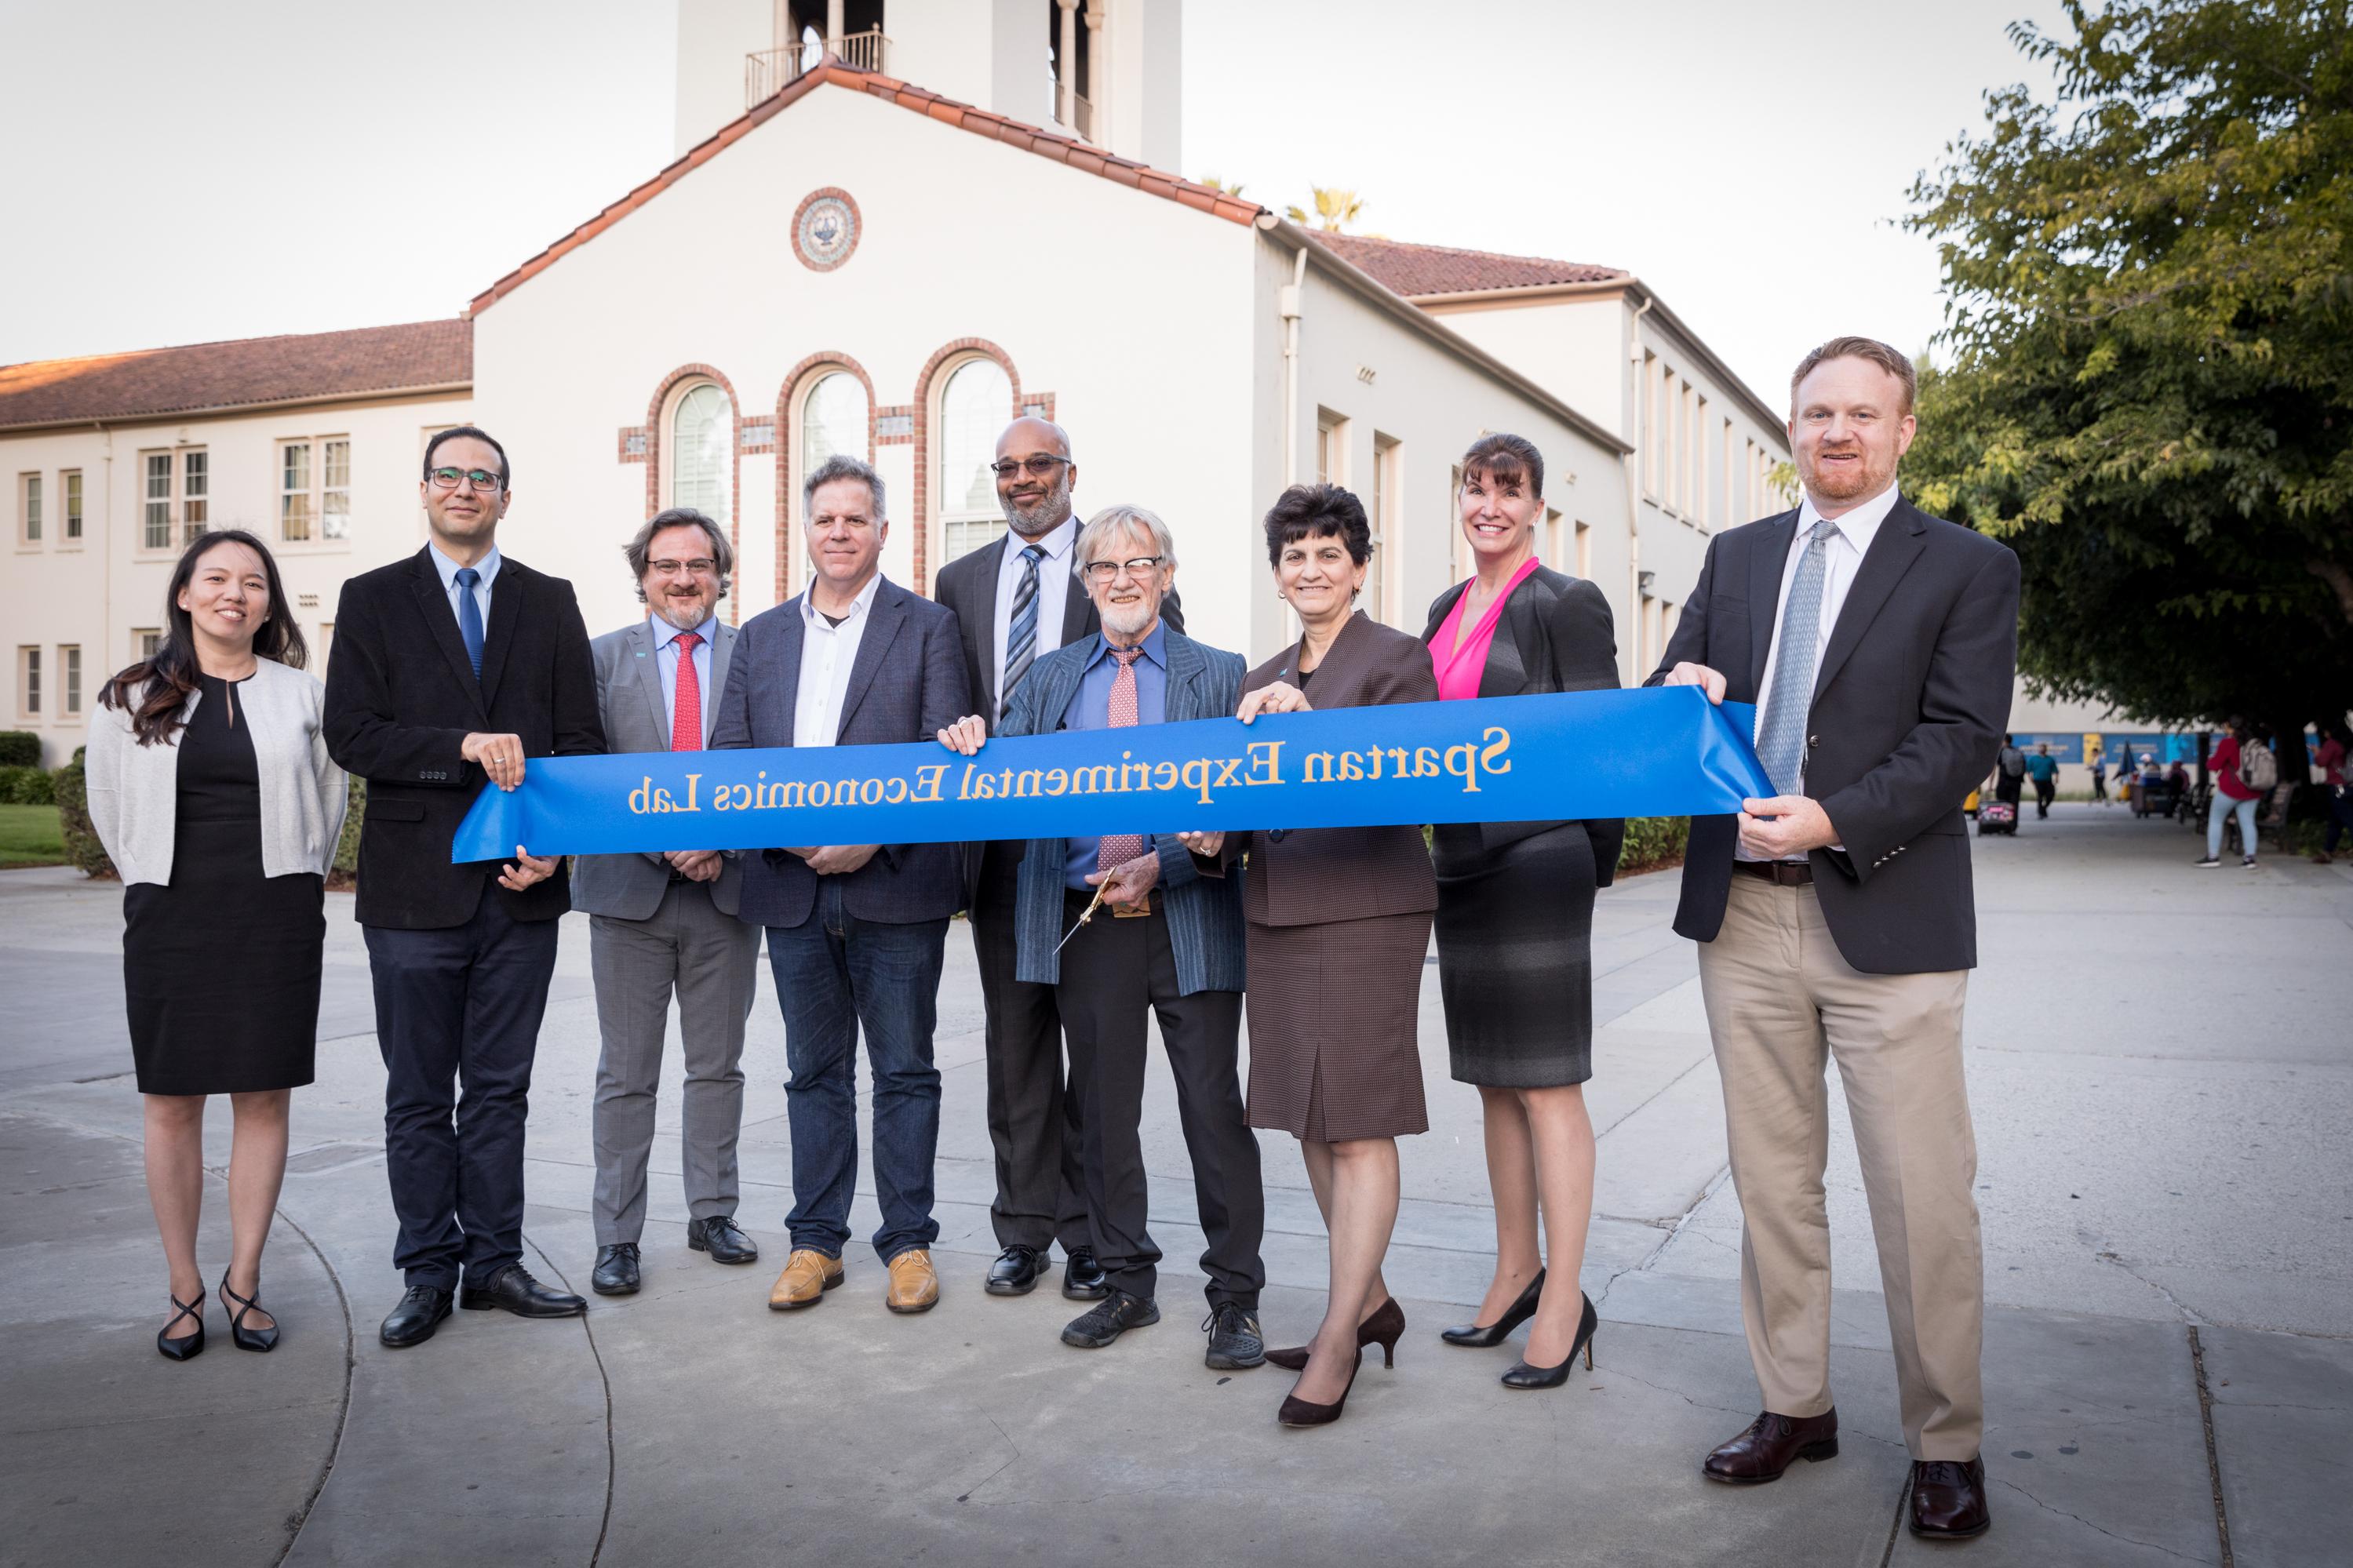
[427,540,501,631]
[1062,622,1168,890]
[650,614,717,741]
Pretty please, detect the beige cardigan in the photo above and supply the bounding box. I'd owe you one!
[84,657,348,886]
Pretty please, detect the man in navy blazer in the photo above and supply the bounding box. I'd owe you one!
[937,504,1264,1370]
[709,454,969,1317]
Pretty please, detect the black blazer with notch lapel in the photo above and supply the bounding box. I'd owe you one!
[1643,497,2020,974]
[324,545,603,930]
[1423,566,1626,886]
[708,575,971,930]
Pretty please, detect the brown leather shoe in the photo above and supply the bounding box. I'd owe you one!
[1910,1455,1992,1538]
[886,1249,940,1314]
[1702,1409,1840,1483]
[767,1249,844,1311]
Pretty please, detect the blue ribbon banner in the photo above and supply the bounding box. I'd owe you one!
[450,687,1770,862]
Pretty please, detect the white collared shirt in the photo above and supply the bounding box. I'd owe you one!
[428,540,501,632]
[991,515,1080,693]
[792,573,883,748]
[650,613,718,743]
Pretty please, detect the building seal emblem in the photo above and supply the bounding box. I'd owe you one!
[792,187,861,273]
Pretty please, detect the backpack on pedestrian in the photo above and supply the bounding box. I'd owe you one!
[1998,744,2026,780]
[2239,740,2278,793]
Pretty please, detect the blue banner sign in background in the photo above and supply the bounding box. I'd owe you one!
[451,687,1772,862]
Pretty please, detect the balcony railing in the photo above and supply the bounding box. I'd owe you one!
[745,30,890,107]
[1065,92,1093,141]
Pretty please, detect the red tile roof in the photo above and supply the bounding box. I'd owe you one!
[1304,231,1627,298]
[0,319,472,432]
[468,62,1266,315]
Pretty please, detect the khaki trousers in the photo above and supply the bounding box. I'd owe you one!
[1696,875,1983,1460]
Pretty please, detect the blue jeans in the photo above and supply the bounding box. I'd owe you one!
[767,879,948,1261]
[2208,791,2259,860]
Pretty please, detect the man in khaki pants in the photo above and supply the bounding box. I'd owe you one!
[1650,337,2020,1542]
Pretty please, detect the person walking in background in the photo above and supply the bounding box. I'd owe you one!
[325,425,606,1349]
[573,509,763,1298]
[2197,716,2267,868]
[2313,723,2350,864]
[87,530,346,1360]
[2086,748,2107,806]
[2024,743,2059,819]
[712,454,969,1317]
[1421,434,1623,1392]
[1993,735,2027,814]
[1226,484,1438,1428]
[1652,337,2019,1541]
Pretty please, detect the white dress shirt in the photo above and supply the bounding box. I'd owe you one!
[792,573,883,748]
[990,515,1080,692]
[650,613,718,744]
[427,540,501,631]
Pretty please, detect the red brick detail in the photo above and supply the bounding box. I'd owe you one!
[617,426,647,463]
[874,406,914,444]
[772,352,878,606]
[908,338,1022,598]
[789,187,863,274]
[644,363,744,617]
[1019,391,1057,423]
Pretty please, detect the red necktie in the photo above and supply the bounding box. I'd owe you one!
[671,631,703,752]
[1095,649,1146,871]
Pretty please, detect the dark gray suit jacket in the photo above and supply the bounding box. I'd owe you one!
[573,617,745,920]
[708,577,971,929]
[1645,498,2020,974]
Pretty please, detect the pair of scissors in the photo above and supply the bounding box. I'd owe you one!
[1054,882,1110,954]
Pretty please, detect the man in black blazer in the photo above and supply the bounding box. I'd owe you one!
[710,453,968,1318]
[324,425,604,1348]
[1647,340,2018,1541]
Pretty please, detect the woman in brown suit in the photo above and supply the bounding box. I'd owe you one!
[1227,482,1437,1428]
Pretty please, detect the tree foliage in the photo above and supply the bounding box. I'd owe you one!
[1903,0,2353,729]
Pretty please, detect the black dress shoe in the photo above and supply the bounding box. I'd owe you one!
[1910,1455,1992,1538]
[1062,1289,1159,1348]
[987,1245,1047,1296]
[1702,1409,1840,1483]
[380,1285,453,1348]
[157,1291,206,1362]
[592,1243,641,1296]
[687,1216,759,1264]
[1501,1291,1598,1388]
[1203,1301,1266,1370]
[1441,1267,1545,1347]
[1062,1246,1110,1301]
[219,1268,281,1352]
[458,1264,587,1319]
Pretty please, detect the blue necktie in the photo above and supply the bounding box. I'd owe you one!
[453,566,485,679]
[1754,518,1839,797]
[1001,544,1045,721]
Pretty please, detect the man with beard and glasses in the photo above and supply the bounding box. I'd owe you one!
[1647,337,2018,1541]
[572,508,763,1298]
[933,418,1182,1302]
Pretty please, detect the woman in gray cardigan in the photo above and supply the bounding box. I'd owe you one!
[87,529,345,1360]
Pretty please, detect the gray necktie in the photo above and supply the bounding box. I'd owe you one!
[1754,518,1839,797]
[1001,544,1045,721]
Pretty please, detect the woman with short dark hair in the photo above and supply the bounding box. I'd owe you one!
[87,529,346,1359]
[1224,482,1439,1427]
[1422,434,1623,1388]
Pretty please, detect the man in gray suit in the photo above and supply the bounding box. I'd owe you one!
[574,508,763,1297]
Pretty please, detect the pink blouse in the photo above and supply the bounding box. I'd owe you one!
[1430,557,1543,701]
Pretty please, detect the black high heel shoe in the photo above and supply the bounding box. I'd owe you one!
[1266,1297,1406,1371]
[1277,1347,1363,1428]
[219,1268,280,1353]
[157,1291,206,1361]
[1441,1267,1545,1348]
[1501,1291,1598,1389]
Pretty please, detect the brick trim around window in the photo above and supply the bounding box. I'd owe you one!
[909,338,1022,596]
[643,363,743,604]
[772,351,879,605]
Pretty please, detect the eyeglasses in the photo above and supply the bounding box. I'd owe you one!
[427,467,503,493]
[647,558,718,577]
[1081,555,1164,584]
[988,455,1072,479]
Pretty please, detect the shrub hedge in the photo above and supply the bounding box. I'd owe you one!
[1617,815,1690,876]
[0,731,39,767]
[0,764,56,805]
[53,746,115,878]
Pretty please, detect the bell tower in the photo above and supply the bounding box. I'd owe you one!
[674,0,1181,172]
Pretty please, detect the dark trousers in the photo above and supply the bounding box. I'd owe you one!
[1995,775,2023,809]
[1054,891,1264,1310]
[971,844,1089,1255]
[363,895,560,1290]
[2033,777,2056,817]
[2327,788,2353,853]
[767,879,948,1262]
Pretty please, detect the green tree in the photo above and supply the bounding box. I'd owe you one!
[1284,186,1368,231]
[1903,0,2353,751]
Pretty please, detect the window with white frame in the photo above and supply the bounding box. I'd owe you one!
[181,449,209,544]
[133,628,162,660]
[322,439,350,540]
[936,357,1012,566]
[1574,518,1593,580]
[18,473,40,544]
[794,371,869,594]
[139,450,208,548]
[1367,433,1397,625]
[60,646,81,715]
[143,454,173,548]
[282,442,314,540]
[669,383,733,528]
[16,646,39,720]
[63,471,82,540]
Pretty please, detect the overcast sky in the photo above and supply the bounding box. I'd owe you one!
[1,0,2068,405]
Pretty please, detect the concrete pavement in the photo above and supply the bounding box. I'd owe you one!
[1,803,2346,1566]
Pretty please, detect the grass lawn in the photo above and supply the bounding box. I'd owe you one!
[0,803,68,868]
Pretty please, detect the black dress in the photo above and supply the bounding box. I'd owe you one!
[123,674,325,1094]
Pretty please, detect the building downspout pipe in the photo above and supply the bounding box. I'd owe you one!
[1280,242,1307,487]
[1622,291,1655,683]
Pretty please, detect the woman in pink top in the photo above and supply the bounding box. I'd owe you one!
[1419,433,1622,1389]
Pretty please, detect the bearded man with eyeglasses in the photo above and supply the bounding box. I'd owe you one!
[324,423,606,1349]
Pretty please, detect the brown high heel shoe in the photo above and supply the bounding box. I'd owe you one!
[1277,1347,1363,1428]
[1266,1297,1407,1370]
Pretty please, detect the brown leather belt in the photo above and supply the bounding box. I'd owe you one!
[1734,859,1814,886]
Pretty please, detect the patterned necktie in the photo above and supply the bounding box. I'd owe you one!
[1001,543,1046,721]
[670,630,703,752]
[453,566,484,679]
[1094,648,1148,872]
[1754,518,1840,797]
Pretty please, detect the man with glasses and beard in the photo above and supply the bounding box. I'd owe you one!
[573,509,763,1298]
[933,419,1182,1302]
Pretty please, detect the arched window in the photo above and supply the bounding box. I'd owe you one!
[801,370,867,475]
[937,356,1011,565]
[669,382,732,526]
